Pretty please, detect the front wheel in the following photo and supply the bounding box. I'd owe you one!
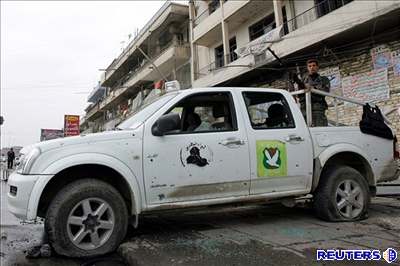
[313,166,370,222]
[45,179,128,258]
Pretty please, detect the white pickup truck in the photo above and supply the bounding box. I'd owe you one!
[8,87,399,257]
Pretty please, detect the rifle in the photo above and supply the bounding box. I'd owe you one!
[265,47,305,90]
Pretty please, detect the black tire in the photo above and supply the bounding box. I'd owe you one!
[313,166,370,222]
[45,179,128,258]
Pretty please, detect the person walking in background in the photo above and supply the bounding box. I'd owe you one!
[7,148,15,169]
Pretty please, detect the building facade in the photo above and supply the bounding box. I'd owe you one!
[81,0,400,138]
[81,2,191,133]
[189,0,400,137]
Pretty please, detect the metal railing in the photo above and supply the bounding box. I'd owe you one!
[193,7,212,27]
[290,88,391,127]
[87,42,190,119]
[104,1,174,77]
[196,52,239,77]
[284,0,353,34]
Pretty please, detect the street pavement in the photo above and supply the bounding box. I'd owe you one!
[1,180,399,266]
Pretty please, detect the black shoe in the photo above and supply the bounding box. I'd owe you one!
[25,245,41,259]
[40,244,52,258]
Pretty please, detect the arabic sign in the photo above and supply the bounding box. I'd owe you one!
[235,26,283,58]
[64,115,80,136]
[392,50,400,77]
[342,68,389,103]
[40,129,64,141]
[371,45,393,70]
[256,140,287,178]
[320,66,341,95]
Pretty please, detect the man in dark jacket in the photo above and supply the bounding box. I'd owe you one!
[298,59,331,127]
[7,148,15,169]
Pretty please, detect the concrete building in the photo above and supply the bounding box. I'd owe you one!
[81,2,190,133]
[189,0,400,136]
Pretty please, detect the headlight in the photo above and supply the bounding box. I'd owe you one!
[16,147,41,174]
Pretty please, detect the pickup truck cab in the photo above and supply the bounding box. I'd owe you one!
[8,87,400,257]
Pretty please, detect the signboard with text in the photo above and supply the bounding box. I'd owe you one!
[40,129,64,141]
[320,66,342,96]
[64,115,80,136]
[342,68,389,103]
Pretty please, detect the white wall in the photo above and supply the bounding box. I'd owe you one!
[196,5,275,72]
[194,0,209,18]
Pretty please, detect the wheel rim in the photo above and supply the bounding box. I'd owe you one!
[335,180,364,219]
[67,197,115,250]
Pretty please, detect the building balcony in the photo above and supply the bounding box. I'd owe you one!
[193,0,399,87]
[194,53,254,87]
[87,84,106,103]
[193,0,273,46]
[87,43,190,120]
[125,43,190,87]
[100,2,188,88]
[85,102,102,121]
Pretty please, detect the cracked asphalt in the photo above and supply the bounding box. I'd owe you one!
[1,180,399,266]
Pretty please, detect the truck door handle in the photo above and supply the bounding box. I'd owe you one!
[219,139,245,146]
[285,135,304,142]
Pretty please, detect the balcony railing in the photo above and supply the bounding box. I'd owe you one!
[284,0,353,34]
[194,0,355,80]
[85,102,101,120]
[196,52,239,78]
[88,42,190,118]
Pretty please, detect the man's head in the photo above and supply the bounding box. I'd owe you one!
[10,148,13,151]
[307,59,319,75]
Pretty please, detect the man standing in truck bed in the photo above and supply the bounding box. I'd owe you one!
[298,59,331,127]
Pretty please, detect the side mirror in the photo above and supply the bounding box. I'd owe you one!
[152,113,181,136]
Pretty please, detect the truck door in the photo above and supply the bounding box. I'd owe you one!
[143,91,251,205]
[238,90,313,195]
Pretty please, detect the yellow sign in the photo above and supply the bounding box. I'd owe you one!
[256,140,287,177]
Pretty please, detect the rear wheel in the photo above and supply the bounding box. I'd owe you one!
[313,166,370,221]
[45,179,128,258]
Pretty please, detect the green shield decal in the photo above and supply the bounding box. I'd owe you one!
[256,140,287,177]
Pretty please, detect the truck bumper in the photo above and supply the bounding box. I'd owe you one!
[377,160,400,183]
[7,172,42,220]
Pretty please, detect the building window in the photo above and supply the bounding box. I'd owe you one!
[215,44,224,68]
[208,0,220,14]
[315,0,354,18]
[215,37,237,68]
[248,14,276,41]
[229,37,237,63]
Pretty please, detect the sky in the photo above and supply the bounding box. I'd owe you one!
[1,0,174,148]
